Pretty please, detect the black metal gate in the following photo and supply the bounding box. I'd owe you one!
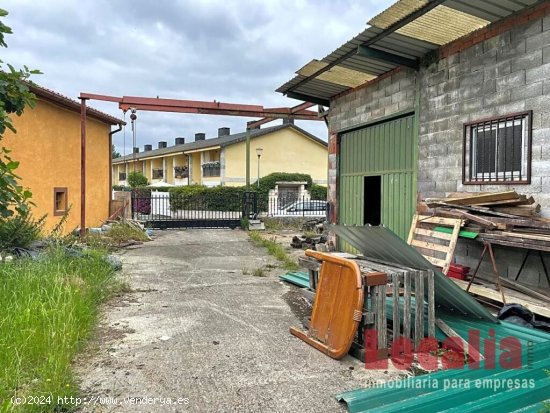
[131,190,257,229]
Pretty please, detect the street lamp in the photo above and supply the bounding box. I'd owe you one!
[256,147,263,188]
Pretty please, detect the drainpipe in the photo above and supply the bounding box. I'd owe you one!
[109,124,123,212]
[80,98,88,242]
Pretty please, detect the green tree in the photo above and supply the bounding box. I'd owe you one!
[0,8,40,217]
[127,171,148,188]
[112,144,121,159]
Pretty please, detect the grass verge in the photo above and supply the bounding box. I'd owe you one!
[248,231,299,271]
[0,247,120,412]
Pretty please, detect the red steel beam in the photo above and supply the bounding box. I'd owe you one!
[80,92,320,119]
[247,102,317,129]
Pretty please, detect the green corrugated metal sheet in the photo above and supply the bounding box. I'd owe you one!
[336,341,550,413]
[331,225,496,321]
[339,114,416,241]
[279,271,310,288]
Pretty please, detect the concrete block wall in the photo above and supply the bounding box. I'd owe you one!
[329,68,417,133]
[327,6,550,289]
[417,11,550,289]
[419,14,550,209]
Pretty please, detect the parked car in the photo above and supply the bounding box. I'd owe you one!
[272,200,327,217]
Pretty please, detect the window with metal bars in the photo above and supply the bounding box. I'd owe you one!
[463,111,532,184]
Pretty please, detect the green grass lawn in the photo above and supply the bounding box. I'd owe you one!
[0,247,119,412]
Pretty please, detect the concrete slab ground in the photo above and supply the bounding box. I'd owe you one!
[77,229,403,413]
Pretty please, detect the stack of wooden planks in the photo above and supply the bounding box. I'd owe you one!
[422,191,550,313]
[425,191,550,237]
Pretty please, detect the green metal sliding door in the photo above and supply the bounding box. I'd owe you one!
[339,114,416,240]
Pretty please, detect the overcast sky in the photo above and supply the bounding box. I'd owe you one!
[3,0,392,154]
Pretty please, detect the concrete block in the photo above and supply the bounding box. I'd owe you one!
[531,112,543,131]
[391,90,408,105]
[497,38,526,60]
[371,107,385,119]
[448,62,471,80]
[435,179,458,193]
[428,118,450,134]
[484,60,511,80]
[459,98,483,114]
[459,71,484,88]
[458,82,483,100]
[418,180,436,193]
[460,43,484,61]
[426,70,447,87]
[378,95,392,107]
[398,99,414,113]
[484,90,511,106]
[526,94,550,113]
[496,70,526,91]
[525,29,550,52]
[483,32,509,53]
[488,100,526,115]
[385,102,400,115]
[471,48,497,73]
[399,76,415,91]
[511,49,543,72]
[385,81,399,96]
[511,18,542,42]
[510,81,543,101]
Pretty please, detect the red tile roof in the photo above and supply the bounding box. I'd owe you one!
[28,83,124,125]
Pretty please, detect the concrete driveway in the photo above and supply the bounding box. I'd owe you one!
[78,230,401,413]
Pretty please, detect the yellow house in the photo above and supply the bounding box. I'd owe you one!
[2,84,123,233]
[112,123,327,187]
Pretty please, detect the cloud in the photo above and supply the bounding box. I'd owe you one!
[2,0,393,153]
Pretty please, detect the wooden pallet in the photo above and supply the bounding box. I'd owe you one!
[407,214,463,274]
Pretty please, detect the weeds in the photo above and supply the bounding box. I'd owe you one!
[105,221,150,244]
[0,214,45,252]
[253,268,266,277]
[0,247,121,412]
[242,267,251,275]
[248,231,299,271]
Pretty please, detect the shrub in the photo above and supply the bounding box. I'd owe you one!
[113,185,131,191]
[310,184,327,200]
[0,214,45,251]
[127,171,148,188]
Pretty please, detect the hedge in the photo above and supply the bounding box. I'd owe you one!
[168,173,326,213]
[169,186,248,211]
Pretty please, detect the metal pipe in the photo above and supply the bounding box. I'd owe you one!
[108,123,123,215]
[80,98,88,241]
[257,154,261,188]
[245,128,250,189]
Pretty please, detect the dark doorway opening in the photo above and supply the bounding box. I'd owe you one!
[364,175,381,226]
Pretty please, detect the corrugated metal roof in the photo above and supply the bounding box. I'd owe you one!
[112,123,326,164]
[277,0,540,104]
[330,225,496,322]
[336,340,550,413]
